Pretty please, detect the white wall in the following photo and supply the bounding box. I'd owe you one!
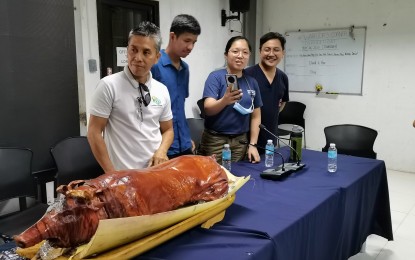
[261,0,415,173]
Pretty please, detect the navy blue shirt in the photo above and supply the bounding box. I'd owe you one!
[203,69,263,134]
[151,50,192,155]
[245,65,289,149]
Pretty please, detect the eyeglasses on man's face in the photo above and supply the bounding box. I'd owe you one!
[262,47,283,55]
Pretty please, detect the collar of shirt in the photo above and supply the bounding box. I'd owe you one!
[124,65,152,90]
[160,49,189,71]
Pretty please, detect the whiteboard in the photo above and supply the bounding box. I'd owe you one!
[284,27,366,95]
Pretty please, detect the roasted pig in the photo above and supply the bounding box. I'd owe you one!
[14,155,228,248]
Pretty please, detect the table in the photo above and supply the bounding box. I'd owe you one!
[0,148,393,260]
[136,148,393,260]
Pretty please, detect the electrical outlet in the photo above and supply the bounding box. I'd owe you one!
[88,59,97,72]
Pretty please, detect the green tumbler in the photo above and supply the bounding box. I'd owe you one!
[290,125,303,162]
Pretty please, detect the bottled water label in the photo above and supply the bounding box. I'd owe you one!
[222,147,231,171]
[328,151,336,158]
[222,151,231,160]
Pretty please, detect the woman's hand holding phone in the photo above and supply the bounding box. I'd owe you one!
[225,85,242,104]
[225,74,242,104]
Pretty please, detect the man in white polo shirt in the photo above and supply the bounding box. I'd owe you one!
[87,21,174,172]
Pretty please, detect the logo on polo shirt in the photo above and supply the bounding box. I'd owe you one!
[151,96,162,106]
[247,89,256,98]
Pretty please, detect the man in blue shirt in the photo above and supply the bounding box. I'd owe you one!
[151,14,201,159]
[151,14,201,158]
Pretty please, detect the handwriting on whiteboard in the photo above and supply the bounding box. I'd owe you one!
[284,27,366,94]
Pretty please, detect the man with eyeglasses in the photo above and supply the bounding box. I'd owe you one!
[151,14,201,158]
[245,32,290,152]
[88,21,174,172]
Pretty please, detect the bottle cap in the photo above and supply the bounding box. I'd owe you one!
[330,143,336,148]
[224,144,230,148]
[267,139,273,144]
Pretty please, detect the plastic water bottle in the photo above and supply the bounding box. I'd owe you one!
[222,144,232,171]
[265,139,274,167]
[328,143,337,173]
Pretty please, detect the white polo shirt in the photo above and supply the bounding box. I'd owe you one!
[89,66,173,170]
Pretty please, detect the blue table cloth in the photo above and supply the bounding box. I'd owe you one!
[137,148,393,260]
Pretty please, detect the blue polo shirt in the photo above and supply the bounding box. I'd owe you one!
[203,69,263,134]
[151,50,192,155]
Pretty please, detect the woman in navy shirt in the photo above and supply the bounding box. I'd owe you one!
[199,36,263,164]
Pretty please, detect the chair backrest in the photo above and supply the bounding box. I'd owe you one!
[0,148,49,242]
[278,101,306,129]
[51,136,104,186]
[322,124,378,159]
[187,118,205,154]
[197,98,206,119]
[0,147,35,202]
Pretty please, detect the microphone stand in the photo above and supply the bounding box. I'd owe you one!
[239,140,285,171]
[239,140,304,180]
[258,124,306,172]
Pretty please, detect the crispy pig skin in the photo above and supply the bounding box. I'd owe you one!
[14,155,228,248]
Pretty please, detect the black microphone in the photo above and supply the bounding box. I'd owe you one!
[258,124,306,175]
[239,140,285,171]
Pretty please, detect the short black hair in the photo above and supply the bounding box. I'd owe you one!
[129,21,162,52]
[259,32,286,50]
[170,14,201,36]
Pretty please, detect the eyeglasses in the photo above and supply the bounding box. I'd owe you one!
[138,83,151,106]
[228,49,250,57]
[262,48,282,55]
[136,83,151,122]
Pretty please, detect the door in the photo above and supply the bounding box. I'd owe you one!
[97,0,159,77]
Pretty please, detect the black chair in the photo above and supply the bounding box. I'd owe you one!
[197,98,206,119]
[0,147,49,243]
[187,118,205,155]
[51,136,104,186]
[322,124,378,159]
[277,101,307,147]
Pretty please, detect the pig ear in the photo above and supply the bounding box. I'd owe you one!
[56,180,86,195]
[68,180,86,188]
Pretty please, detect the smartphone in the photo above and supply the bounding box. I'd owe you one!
[225,74,239,92]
